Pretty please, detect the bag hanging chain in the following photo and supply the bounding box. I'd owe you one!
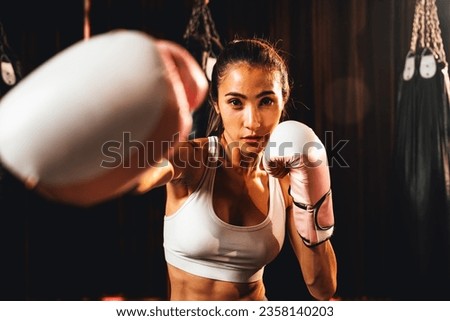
[428,0,446,64]
[183,0,222,72]
[0,22,7,56]
[409,0,424,52]
[410,0,447,64]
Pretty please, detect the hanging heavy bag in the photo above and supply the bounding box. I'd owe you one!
[396,0,449,217]
[393,0,450,295]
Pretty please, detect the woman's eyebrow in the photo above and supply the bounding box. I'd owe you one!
[256,90,276,98]
[224,90,275,98]
[225,92,246,98]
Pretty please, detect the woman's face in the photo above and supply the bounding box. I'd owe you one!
[215,63,285,155]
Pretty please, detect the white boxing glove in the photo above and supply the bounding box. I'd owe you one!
[0,30,208,206]
[264,120,334,246]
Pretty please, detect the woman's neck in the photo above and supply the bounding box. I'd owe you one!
[219,135,264,176]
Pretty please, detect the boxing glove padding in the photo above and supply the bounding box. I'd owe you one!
[264,120,335,246]
[0,30,207,206]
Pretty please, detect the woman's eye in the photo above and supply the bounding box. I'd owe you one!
[260,97,274,106]
[228,99,242,108]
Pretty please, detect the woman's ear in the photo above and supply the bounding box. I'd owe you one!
[213,103,220,114]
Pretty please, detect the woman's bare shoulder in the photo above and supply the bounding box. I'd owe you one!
[170,137,211,185]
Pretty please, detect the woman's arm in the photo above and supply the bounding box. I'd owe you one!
[133,139,207,195]
[0,32,207,207]
[132,160,174,194]
[287,206,338,300]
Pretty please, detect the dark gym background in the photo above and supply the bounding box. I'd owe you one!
[0,0,449,300]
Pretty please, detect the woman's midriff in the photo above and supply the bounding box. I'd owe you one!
[166,264,267,301]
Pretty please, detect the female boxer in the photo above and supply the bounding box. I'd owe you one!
[135,38,337,301]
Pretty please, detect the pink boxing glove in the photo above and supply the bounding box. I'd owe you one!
[264,121,334,246]
[0,30,208,206]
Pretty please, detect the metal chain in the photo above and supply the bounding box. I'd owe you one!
[419,0,426,49]
[183,0,223,71]
[183,0,203,43]
[183,0,222,53]
[409,0,447,64]
[0,22,6,54]
[425,0,433,48]
[204,3,222,52]
[429,0,447,63]
[410,0,425,52]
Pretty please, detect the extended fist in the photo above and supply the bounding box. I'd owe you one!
[0,30,208,206]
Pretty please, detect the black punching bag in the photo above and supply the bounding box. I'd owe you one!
[392,0,450,299]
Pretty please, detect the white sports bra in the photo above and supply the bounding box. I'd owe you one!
[163,136,286,283]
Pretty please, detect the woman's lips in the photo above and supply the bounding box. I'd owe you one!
[241,136,263,143]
